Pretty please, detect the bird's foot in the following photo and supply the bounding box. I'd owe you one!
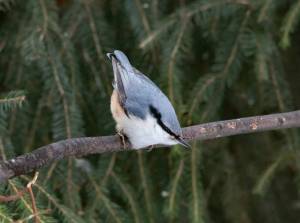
[146,145,154,152]
[117,131,127,149]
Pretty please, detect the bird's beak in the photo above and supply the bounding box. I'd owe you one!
[107,53,120,73]
[106,53,115,61]
[107,50,134,74]
[177,138,190,148]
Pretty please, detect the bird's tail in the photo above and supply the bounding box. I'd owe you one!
[177,137,190,148]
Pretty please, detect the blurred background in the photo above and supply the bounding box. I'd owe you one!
[1,0,300,222]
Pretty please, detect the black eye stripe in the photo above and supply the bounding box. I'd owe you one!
[149,105,179,139]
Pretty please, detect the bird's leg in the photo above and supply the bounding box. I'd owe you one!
[117,131,127,149]
[146,145,154,152]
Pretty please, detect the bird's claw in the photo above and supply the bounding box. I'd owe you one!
[117,132,126,149]
[146,145,154,152]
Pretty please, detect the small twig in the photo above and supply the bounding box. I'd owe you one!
[0,172,39,204]
[0,110,299,183]
[0,41,5,52]
[0,188,26,202]
[15,209,51,223]
[27,172,40,223]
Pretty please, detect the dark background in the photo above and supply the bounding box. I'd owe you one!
[0,0,300,222]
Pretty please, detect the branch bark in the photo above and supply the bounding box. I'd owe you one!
[1,110,300,183]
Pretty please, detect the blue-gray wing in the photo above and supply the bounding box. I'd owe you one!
[124,72,182,136]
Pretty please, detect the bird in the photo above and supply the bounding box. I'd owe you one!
[107,50,190,149]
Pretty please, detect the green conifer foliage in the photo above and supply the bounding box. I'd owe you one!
[0,0,300,222]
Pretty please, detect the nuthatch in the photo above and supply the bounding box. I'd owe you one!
[107,50,189,149]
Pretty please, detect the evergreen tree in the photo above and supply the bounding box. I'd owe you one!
[0,0,300,222]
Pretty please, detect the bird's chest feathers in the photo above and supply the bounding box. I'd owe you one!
[121,114,173,148]
[110,90,125,123]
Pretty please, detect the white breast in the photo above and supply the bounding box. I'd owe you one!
[118,114,177,149]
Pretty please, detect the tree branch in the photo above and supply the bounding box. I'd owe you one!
[0,110,300,183]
